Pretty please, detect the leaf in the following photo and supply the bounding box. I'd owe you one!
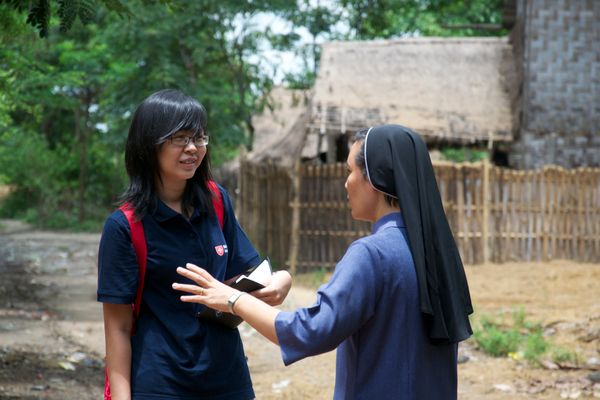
[57,0,77,33]
[26,0,51,38]
[78,0,96,24]
[100,0,132,15]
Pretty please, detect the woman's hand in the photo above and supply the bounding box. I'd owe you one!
[173,263,235,313]
[173,263,283,344]
[173,264,292,311]
[251,270,292,306]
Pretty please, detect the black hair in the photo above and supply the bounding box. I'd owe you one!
[353,128,398,208]
[120,89,214,219]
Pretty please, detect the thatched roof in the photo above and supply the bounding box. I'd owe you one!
[311,37,516,143]
[213,87,309,191]
[246,87,310,167]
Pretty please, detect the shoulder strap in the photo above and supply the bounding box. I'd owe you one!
[119,186,223,321]
[119,204,147,322]
[207,180,224,230]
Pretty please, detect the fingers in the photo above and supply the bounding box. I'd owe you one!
[185,263,213,280]
[174,264,211,303]
[179,295,204,303]
[176,264,209,285]
[172,283,205,295]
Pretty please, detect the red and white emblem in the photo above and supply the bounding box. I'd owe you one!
[214,245,225,256]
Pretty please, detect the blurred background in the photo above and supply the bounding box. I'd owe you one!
[0,0,511,231]
[0,1,598,399]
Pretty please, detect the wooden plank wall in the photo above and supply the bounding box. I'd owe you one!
[238,159,600,270]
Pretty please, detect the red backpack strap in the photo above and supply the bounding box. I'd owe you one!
[119,203,147,322]
[207,180,224,230]
[106,204,147,399]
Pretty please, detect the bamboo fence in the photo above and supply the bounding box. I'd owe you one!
[238,159,600,272]
[237,160,293,270]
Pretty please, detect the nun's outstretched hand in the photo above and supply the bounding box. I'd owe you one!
[173,263,234,313]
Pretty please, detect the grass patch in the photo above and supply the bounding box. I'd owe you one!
[473,308,579,366]
[550,346,582,365]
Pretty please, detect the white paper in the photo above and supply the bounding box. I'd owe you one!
[236,259,272,286]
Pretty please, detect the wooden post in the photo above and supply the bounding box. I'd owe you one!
[266,161,273,258]
[456,165,465,263]
[482,158,491,264]
[327,134,336,164]
[237,147,247,221]
[287,160,302,275]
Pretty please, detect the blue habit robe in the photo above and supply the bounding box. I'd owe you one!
[275,212,458,400]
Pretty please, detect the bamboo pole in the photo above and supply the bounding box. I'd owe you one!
[266,162,273,258]
[456,167,465,262]
[482,158,490,264]
[287,160,302,275]
[288,160,301,275]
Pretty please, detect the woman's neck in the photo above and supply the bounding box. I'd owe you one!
[372,197,401,223]
[156,179,187,214]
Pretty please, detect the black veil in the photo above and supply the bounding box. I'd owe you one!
[364,124,473,344]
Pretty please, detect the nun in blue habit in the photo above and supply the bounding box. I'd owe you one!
[173,124,473,400]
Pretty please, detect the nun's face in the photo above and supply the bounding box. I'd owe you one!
[345,141,379,222]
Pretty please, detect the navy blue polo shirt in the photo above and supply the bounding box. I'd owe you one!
[97,185,260,399]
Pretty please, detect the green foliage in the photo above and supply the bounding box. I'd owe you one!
[1,0,133,37]
[474,315,522,357]
[0,0,510,231]
[473,308,578,366]
[28,0,51,38]
[339,0,508,39]
[523,330,547,362]
[0,124,125,230]
[441,147,489,163]
[551,346,582,365]
[57,0,98,32]
[0,0,299,230]
[284,70,317,90]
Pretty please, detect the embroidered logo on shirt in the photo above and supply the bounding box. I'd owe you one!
[214,244,228,256]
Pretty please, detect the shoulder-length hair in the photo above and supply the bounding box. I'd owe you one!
[120,89,214,219]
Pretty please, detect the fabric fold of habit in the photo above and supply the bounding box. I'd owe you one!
[364,124,473,344]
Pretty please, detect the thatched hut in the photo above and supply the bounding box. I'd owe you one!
[245,87,311,167]
[306,37,517,163]
[236,1,600,269]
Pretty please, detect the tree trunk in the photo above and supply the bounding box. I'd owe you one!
[76,101,89,224]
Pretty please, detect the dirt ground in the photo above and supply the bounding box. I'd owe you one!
[0,219,598,399]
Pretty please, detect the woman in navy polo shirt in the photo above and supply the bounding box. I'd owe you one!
[173,125,473,399]
[97,89,292,399]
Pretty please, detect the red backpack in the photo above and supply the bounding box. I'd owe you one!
[104,181,224,400]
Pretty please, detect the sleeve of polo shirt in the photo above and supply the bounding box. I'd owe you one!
[274,241,382,365]
[218,185,261,280]
[97,212,140,304]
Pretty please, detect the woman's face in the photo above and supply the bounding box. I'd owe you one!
[345,141,379,222]
[156,130,206,186]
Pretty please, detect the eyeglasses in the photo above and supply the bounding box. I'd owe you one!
[169,134,209,147]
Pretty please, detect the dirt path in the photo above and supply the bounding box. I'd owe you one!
[0,220,599,399]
